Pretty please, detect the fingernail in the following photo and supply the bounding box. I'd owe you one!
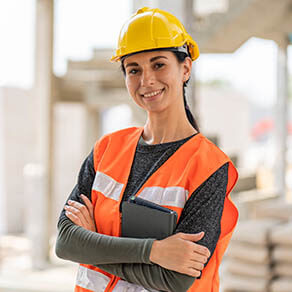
[68,200,72,203]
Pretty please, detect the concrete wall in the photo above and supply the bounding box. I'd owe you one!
[197,84,251,168]
[0,87,37,233]
[52,102,87,230]
[0,88,6,233]
[0,88,89,234]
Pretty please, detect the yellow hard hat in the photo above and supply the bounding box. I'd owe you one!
[111,7,199,62]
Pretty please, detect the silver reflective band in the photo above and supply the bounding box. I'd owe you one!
[93,171,124,201]
[175,44,189,55]
[92,172,188,207]
[76,266,110,292]
[139,186,188,208]
[113,280,159,292]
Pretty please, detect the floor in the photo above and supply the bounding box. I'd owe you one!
[0,234,76,292]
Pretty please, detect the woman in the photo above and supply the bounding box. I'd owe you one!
[56,7,238,292]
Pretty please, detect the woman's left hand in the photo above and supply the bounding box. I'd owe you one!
[64,194,96,232]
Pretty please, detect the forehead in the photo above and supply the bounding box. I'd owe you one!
[123,50,176,66]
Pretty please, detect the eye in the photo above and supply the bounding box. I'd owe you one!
[127,68,139,75]
[154,63,164,69]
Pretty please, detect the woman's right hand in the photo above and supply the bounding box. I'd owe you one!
[149,232,210,277]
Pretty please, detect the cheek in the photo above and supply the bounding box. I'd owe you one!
[126,78,139,101]
[125,78,134,95]
[161,68,181,85]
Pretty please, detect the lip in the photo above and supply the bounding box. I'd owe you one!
[141,88,164,100]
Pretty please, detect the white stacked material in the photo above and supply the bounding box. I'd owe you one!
[270,221,292,245]
[223,219,282,292]
[226,241,270,264]
[270,221,292,291]
[270,278,292,292]
[256,200,292,221]
[223,274,268,292]
[272,246,292,263]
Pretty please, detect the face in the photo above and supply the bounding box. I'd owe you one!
[123,50,192,114]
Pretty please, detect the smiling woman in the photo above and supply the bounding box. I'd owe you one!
[55,7,239,292]
[123,51,191,123]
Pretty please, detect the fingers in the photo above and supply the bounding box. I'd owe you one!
[176,232,210,258]
[177,264,203,278]
[184,260,206,277]
[66,199,92,226]
[179,232,204,242]
[190,252,208,266]
[80,194,94,218]
[186,267,202,278]
[64,203,88,227]
[150,232,210,277]
[64,196,96,232]
[65,210,83,226]
[193,243,211,258]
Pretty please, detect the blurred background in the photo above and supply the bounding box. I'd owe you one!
[0,0,291,291]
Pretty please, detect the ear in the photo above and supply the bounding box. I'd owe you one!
[182,57,192,82]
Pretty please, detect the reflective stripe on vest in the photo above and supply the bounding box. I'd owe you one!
[76,266,159,292]
[93,171,124,202]
[92,172,188,208]
[139,186,188,208]
[76,265,110,292]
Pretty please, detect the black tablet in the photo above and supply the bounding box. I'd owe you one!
[121,196,177,240]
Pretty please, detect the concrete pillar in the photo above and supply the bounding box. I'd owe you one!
[85,107,103,153]
[27,0,54,268]
[274,37,289,199]
[0,88,6,234]
[157,0,192,23]
[183,0,200,129]
[132,0,158,12]
[23,164,48,269]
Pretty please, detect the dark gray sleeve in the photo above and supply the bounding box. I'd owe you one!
[56,220,155,265]
[55,150,155,265]
[95,163,229,291]
[175,162,229,266]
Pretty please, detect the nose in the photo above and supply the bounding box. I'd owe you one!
[140,68,155,87]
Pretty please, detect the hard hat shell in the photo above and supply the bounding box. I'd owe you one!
[111,7,199,62]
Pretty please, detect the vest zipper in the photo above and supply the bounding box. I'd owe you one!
[107,276,117,292]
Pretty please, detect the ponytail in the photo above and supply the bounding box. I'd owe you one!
[171,50,200,133]
[183,86,200,132]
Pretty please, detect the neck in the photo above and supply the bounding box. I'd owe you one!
[142,106,198,144]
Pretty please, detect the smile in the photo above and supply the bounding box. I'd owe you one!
[142,89,164,98]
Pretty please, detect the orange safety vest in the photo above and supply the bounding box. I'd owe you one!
[75,127,238,292]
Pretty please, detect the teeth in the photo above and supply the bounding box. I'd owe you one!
[143,90,162,98]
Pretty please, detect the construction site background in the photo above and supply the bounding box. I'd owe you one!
[0,1,292,292]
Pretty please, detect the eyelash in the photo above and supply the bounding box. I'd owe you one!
[154,63,164,69]
[127,63,165,75]
[128,69,139,75]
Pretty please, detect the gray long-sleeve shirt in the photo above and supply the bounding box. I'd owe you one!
[56,133,229,291]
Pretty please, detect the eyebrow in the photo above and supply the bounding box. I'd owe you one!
[125,56,168,68]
